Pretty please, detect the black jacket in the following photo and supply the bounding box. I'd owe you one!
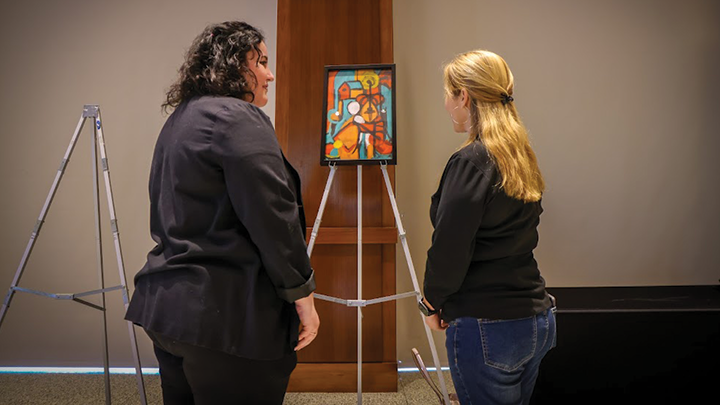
[424,141,551,321]
[125,96,315,360]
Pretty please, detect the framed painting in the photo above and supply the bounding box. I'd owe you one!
[320,64,397,166]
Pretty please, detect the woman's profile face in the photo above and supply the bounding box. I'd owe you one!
[245,41,274,107]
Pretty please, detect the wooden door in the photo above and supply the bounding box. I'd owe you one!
[276,0,397,392]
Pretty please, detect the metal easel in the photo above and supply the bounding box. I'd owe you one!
[307,162,452,405]
[0,105,147,405]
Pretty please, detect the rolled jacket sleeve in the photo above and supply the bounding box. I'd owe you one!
[424,154,491,309]
[213,103,315,303]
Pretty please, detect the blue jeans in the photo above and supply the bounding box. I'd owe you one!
[445,307,556,405]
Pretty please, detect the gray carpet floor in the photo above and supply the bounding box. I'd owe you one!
[0,371,455,404]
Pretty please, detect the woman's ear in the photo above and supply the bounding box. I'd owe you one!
[460,88,470,108]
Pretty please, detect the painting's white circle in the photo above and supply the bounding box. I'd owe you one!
[348,101,360,115]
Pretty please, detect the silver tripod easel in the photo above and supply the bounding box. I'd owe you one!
[0,105,147,405]
[307,162,452,405]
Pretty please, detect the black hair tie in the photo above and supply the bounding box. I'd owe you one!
[501,93,514,105]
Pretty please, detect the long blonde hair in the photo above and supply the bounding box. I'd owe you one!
[443,50,544,202]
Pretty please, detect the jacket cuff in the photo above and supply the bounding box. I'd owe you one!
[276,270,316,303]
[423,289,445,311]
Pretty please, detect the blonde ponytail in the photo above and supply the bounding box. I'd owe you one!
[444,50,544,202]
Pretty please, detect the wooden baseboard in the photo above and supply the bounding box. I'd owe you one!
[287,362,398,392]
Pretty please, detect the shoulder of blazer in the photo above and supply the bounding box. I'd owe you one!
[190,96,274,131]
[196,97,280,154]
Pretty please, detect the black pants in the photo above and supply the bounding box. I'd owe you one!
[146,330,297,405]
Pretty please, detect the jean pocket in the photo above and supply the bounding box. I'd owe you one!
[479,316,537,372]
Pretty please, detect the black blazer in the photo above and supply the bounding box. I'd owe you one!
[125,96,315,360]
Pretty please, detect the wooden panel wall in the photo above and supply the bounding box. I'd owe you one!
[275,0,397,393]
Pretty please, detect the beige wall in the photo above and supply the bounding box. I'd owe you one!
[0,0,277,367]
[394,0,720,367]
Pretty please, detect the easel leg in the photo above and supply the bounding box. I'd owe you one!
[0,115,86,329]
[307,164,337,256]
[380,165,451,405]
[357,165,363,405]
[91,115,112,404]
[94,109,147,405]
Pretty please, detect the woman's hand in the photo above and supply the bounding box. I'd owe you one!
[294,293,320,351]
[422,299,449,331]
[424,313,449,331]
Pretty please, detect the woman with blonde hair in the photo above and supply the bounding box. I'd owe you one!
[418,50,556,404]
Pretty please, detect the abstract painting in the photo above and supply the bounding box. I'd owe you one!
[321,64,397,165]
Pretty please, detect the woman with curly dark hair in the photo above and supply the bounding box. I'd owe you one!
[125,21,319,405]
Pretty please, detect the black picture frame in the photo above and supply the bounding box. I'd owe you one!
[320,63,397,166]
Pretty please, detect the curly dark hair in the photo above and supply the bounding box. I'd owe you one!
[162,21,265,112]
